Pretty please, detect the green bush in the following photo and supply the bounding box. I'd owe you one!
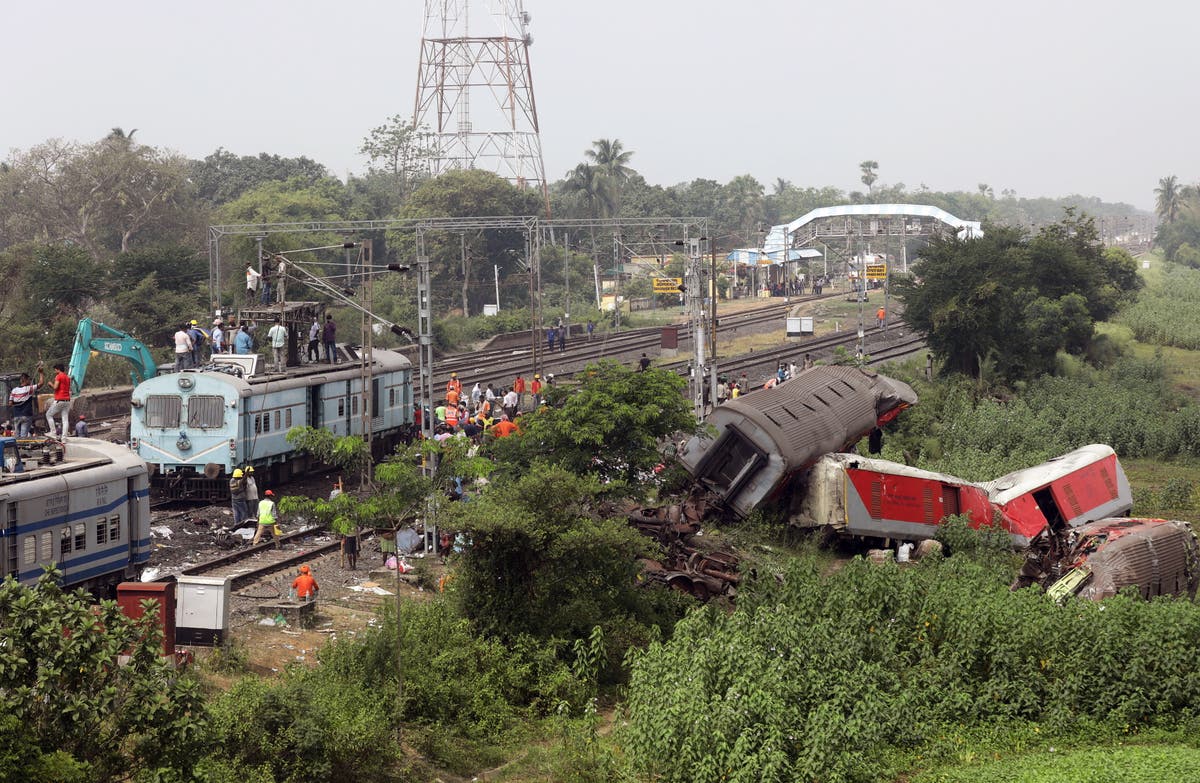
[621,553,1200,783]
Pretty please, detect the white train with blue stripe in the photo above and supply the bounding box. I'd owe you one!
[129,347,415,500]
[0,437,151,594]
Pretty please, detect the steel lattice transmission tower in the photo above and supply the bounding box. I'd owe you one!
[414,1,550,213]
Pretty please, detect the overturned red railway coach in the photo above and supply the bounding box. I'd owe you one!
[678,366,918,518]
[788,444,1133,546]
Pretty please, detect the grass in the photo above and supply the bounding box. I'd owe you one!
[911,744,1200,783]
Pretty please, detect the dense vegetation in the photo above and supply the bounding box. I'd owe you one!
[622,546,1200,783]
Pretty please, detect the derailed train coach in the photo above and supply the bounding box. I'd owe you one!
[0,438,150,594]
[790,444,1134,546]
[677,366,918,518]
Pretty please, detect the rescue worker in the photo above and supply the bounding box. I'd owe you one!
[531,373,543,408]
[229,468,249,526]
[446,372,462,399]
[252,489,281,547]
[244,466,259,516]
[876,306,886,328]
[513,374,525,409]
[292,564,318,602]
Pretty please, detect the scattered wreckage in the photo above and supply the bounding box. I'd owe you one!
[632,366,1197,604]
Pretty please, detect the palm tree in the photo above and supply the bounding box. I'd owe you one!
[1156,175,1181,223]
[563,162,602,217]
[584,139,635,217]
[773,178,792,196]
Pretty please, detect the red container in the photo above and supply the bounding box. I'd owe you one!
[117,582,176,657]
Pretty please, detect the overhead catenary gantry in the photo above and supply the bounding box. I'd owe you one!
[208,215,711,410]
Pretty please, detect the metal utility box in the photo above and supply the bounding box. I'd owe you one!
[117,581,176,656]
[175,575,231,646]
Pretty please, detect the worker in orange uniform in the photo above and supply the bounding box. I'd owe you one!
[531,373,543,408]
[292,564,319,602]
[491,413,519,438]
[446,372,462,399]
[876,306,886,328]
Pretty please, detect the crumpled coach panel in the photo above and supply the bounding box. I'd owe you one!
[1067,518,1200,601]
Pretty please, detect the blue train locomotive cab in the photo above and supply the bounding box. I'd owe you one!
[0,438,151,595]
[131,348,413,499]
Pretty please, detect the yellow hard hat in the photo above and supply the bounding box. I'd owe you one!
[534,373,540,378]
[245,466,255,473]
[232,468,244,478]
[190,319,198,325]
[451,372,457,378]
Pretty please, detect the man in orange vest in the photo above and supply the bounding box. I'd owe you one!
[876,306,886,328]
[531,373,543,408]
[292,564,319,602]
[513,374,526,409]
[446,372,462,398]
[491,413,519,438]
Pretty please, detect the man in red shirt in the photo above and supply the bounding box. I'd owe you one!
[46,363,72,439]
[513,374,526,410]
[531,373,542,408]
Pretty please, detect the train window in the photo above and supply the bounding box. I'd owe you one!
[286,408,293,428]
[352,395,359,415]
[274,410,281,430]
[338,399,345,417]
[372,379,380,418]
[39,532,51,561]
[96,518,108,545]
[73,524,86,551]
[23,536,35,565]
[261,413,270,433]
[389,388,396,407]
[187,395,225,428]
[110,514,121,542]
[254,414,262,434]
[146,395,182,428]
[60,528,71,557]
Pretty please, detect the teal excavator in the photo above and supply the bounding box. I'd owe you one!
[67,318,158,395]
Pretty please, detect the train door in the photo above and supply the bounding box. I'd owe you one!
[309,385,321,429]
[126,478,140,577]
[941,484,961,517]
[1032,487,1066,533]
[1,499,15,580]
[371,378,380,419]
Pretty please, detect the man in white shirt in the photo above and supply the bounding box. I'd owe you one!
[245,261,261,304]
[173,324,194,371]
[502,387,519,420]
[307,317,321,362]
[267,316,288,372]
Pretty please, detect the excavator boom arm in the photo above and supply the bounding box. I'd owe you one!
[68,318,158,394]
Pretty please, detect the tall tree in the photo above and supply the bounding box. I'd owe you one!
[397,169,541,315]
[358,115,433,205]
[583,138,636,217]
[189,148,331,205]
[895,212,1141,382]
[859,159,879,193]
[1155,175,1182,223]
[0,136,197,262]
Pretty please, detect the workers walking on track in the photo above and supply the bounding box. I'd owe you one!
[252,489,281,547]
[876,306,886,328]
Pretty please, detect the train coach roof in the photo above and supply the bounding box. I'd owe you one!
[0,438,144,486]
[712,366,918,468]
[983,444,1118,503]
[133,349,411,396]
[818,453,976,486]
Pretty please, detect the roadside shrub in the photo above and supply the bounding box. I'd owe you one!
[1158,477,1195,510]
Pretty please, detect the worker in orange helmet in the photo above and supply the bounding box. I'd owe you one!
[445,372,462,398]
[292,564,319,602]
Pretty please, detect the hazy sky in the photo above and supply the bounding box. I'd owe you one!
[3,0,1189,210]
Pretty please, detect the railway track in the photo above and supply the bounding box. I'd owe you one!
[430,294,842,394]
[153,523,351,590]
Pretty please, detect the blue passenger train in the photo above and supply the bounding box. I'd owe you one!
[0,437,151,594]
[130,348,415,500]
